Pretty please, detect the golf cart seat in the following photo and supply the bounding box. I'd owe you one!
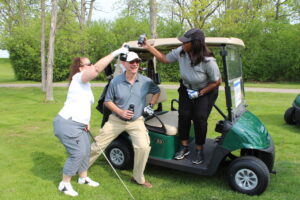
[145,86,178,136]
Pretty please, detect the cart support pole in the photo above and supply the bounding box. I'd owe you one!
[220,46,232,121]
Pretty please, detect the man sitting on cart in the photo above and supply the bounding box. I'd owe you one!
[89,52,160,188]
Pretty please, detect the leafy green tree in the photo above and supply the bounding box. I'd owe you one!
[6,20,41,81]
[115,0,150,20]
[159,0,223,29]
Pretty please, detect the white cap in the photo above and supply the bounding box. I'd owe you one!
[126,52,141,62]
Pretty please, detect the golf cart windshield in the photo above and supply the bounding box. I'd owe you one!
[225,45,246,119]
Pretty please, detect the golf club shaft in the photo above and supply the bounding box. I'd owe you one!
[87,131,136,200]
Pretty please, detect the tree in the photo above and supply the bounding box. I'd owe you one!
[116,0,149,19]
[46,0,58,101]
[71,0,96,29]
[167,0,224,28]
[150,0,157,38]
[87,0,96,24]
[0,0,40,35]
[69,0,97,54]
[41,0,46,92]
[272,0,300,22]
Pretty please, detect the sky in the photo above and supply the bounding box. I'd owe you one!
[92,0,119,21]
[0,50,9,58]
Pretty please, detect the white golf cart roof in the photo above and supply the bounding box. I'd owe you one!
[125,37,245,53]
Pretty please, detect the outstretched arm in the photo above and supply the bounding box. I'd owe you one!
[81,47,128,82]
[142,38,170,64]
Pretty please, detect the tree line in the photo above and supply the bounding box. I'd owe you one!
[0,0,299,100]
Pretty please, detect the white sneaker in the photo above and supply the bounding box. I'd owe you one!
[58,181,78,197]
[78,177,100,187]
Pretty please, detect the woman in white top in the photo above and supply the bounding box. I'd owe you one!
[53,47,128,197]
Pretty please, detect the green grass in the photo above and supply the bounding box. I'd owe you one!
[244,82,300,89]
[0,86,300,200]
[0,58,15,82]
[0,58,39,84]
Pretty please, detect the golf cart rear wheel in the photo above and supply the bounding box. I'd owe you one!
[227,156,270,195]
[284,107,296,125]
[105,138,133,170]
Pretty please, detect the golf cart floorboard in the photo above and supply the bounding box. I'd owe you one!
[148,139,219,175]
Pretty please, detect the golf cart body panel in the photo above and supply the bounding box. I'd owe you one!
[148,138,230,176]
[284,94,300,125]
[293,95,300,123]
[221,111,270,151]
[148,130,180,160]
[294,94,300,107]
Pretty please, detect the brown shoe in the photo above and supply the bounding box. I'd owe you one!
[131,178,152,188]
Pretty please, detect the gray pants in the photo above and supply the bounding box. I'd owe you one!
[53,115,91,176]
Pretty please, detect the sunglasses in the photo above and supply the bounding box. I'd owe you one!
[129,59,141,64]
[82,63,93,66]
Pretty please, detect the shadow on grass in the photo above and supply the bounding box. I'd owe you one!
[31,152,63,185]
[92,158,133,181]
[95,156,229,192]
[146,162,229,187]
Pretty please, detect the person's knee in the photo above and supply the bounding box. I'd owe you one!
[133,141,150,149]
[134,146,151,155]
[197,119,208,127]
[70,150,87,162]
[193,112,208,122]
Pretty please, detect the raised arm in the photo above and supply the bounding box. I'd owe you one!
[81,47,128,83]
[142,38,170,64]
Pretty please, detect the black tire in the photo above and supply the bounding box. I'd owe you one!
[105,138,133,170]
[227,156,270,195]
[284,107,296,125]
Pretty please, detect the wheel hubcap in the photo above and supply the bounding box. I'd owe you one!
[235,168,258,190]
[109,148,125,166]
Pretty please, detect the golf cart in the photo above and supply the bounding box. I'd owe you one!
[100,37,275,195]
[284,94,300,125]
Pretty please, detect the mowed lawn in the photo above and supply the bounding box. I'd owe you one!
[0,58,15,82]
[0,85,300,200]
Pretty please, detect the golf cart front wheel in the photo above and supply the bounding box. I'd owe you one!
[227,156,270,195]
[284,107,296,125]
[105,138,133,170]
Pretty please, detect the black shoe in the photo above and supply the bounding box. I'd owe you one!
[174,146,190,160]
[192,149,204,164]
